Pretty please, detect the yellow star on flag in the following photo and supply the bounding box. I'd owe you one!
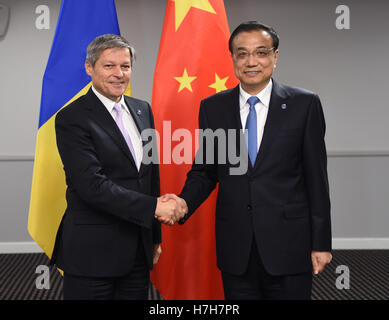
[172,0,216,31]
[208,73,229,93]
[174,68,197,92]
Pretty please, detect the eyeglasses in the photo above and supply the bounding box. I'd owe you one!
[233,47,275,61]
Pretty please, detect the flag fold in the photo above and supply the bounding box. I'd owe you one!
[151,0,238,299]
[28,0,123,259]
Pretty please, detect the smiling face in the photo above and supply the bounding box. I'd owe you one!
[85,47,132,102]
[231,30,278,95]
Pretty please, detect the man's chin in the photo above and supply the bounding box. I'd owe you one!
[242,77,264,85]
[109,89,126,98]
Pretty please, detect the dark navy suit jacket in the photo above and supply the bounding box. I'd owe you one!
[180,80,331,276]
[52,88,161,277]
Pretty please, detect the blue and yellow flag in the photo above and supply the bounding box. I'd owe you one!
[28,0,129,258]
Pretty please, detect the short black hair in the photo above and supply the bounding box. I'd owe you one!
[228,21,279,53]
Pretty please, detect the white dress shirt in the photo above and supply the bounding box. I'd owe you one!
[92,86,143,170]
[239,79,273,152]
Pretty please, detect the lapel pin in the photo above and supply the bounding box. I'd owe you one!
[137,109,142,116]
[281,104,287,110]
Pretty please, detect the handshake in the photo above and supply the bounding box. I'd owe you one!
[154,194,188,226]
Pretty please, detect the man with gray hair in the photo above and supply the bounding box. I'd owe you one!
[51,34,186,299]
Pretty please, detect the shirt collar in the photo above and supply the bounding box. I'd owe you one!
[239,78,273,110]
[92,86,127,114]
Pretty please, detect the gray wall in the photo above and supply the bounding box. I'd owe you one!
[1,0,388,249]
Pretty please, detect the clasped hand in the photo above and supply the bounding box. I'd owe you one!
[154,194,188,226]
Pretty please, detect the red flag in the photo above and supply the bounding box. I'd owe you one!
[151,0,238,299]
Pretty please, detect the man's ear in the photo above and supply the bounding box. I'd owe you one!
[85,61,93,76]
[274,49,279,65]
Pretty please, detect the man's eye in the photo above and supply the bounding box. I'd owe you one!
[238,52,248,58]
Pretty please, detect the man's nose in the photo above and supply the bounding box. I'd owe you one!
[112,66,123,77]
[246,53,258,67]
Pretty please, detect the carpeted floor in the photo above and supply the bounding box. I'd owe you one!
[0,250,388,300]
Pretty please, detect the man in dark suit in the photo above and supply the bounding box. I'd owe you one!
[52,34,185,300]
[161,21,332,299]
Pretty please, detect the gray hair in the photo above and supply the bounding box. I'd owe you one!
[86,34,136,67]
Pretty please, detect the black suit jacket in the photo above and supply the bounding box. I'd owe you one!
[51,88,161,277]
[180,80,331,276]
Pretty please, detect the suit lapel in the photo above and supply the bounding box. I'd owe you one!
[124,96,150,174]
[228,86,254,174]
[253,79,289,170]
[231,86,243,131]
[124,96,147,145]
[85,89,137,168]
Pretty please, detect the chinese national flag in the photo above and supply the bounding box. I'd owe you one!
[151,0,238,299]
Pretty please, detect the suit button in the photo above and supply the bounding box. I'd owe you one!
[247,205,252,211]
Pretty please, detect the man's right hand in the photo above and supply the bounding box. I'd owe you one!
[154,194,188,226]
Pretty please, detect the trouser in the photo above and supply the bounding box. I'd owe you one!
[63,242,149,300]
[221,240,312,300]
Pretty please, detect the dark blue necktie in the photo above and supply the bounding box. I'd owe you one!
[245,96,260,166]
